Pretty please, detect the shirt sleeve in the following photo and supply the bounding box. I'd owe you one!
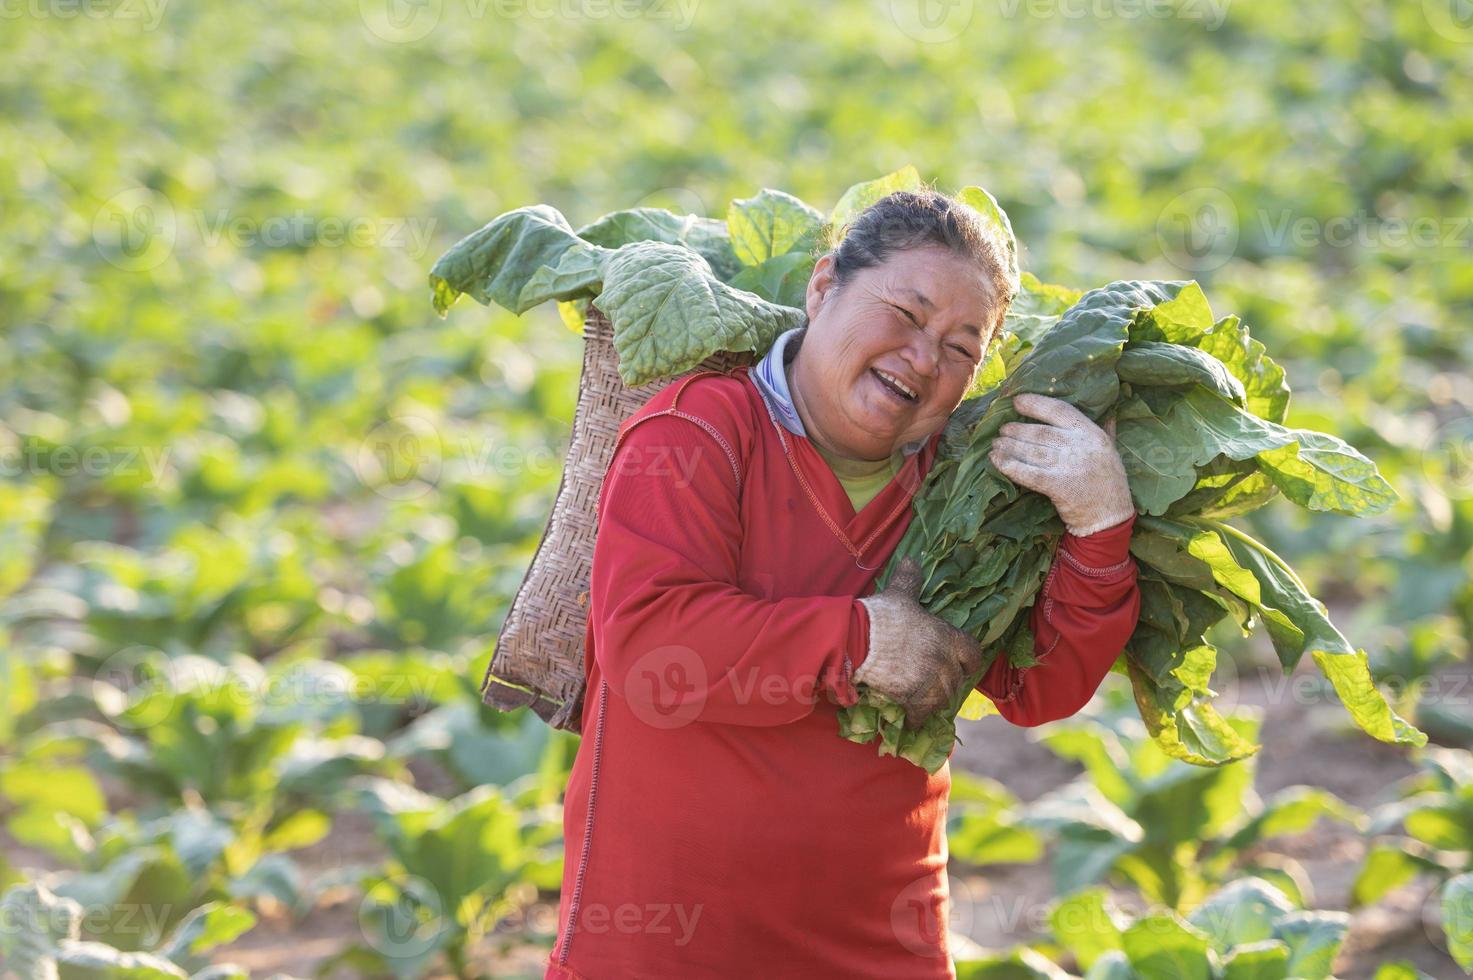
[975,515,1140,727]
[590,410,871,728]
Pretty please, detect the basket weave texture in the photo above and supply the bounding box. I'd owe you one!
[481,305,756,733]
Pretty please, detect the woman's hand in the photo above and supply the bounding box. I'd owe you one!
[856,557,984,730]
[989,393,1135,537]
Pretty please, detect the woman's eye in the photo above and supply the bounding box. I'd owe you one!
[949,344,974,358]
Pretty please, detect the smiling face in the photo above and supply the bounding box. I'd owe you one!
[788,245,1002,462]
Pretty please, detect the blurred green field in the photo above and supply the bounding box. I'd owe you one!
[2,1,1471,977]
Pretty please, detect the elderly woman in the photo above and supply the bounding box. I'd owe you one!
[545,191,1141,979]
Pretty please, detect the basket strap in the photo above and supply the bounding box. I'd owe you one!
[610,370,745,495]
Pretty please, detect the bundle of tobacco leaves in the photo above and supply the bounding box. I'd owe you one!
[837,277,1421,774]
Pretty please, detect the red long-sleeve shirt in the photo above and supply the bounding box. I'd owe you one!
[546,367,1139,980]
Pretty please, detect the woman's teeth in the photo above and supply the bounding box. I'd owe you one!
[872,368,918,402]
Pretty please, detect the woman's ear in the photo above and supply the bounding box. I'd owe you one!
[805,252,838,325]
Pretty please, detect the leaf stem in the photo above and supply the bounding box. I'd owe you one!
[1201,518,1310,593]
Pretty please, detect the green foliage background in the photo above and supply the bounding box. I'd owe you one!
[2,0,1470,976]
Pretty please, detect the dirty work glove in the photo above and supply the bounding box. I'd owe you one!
[855,557,985,730]
[989,392,1135,537]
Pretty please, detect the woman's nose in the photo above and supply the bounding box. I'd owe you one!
[904,334,941,378]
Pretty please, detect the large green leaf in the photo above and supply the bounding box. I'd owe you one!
[1126,281,1215,344]
[1255,429,1398,516]
[1125,658,1259,766]
[428,205,583,316]
[953,947,1075,979]
[54,941,190,979]
[1115,395,1203,514]
[947,810,1044,866]
[1049,889,1126,972]
[1116,387,1296,516]
[1220,787,1363,851]
[1270,911,1348,980]
[515,239,612,310]
[1116,342,1246,405]
[955,184,1020,292]
[575,207,741,281]
[1185,878,1296,954]
[1205,520,1425,746]
[1191,315,1290,424]
[830,164,924,229]
[402,785,527,918]
[1121,913,1213,980]
[158,903,256,965]
[729,250,814,308]
[1220,940,1292,980]
[1351,842,1436,906]
[597,241,803,386]
[726,188,824,266]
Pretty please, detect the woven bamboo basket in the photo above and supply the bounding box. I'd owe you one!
[481,304,756,734]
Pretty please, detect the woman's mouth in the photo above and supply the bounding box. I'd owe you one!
[870,368,919,405]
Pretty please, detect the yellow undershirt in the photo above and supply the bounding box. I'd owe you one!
[812,442,903,514]
[785,353,905,513]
